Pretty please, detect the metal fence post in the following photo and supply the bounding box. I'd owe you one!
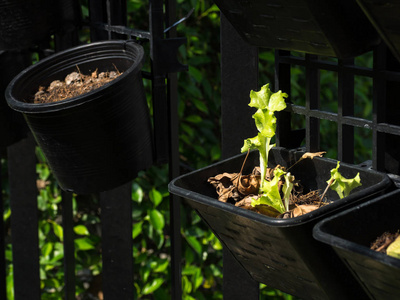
[220,13,260,300]
[7,134,40,300]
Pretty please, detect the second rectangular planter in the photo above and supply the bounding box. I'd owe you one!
[169,147,392,299]
[313,189,400,300]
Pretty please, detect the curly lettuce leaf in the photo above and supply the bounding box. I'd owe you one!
[251,168,286,214]
[328,162,362,199]
[242,83,288,190]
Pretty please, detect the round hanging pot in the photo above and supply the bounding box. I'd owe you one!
[5,40,154,194]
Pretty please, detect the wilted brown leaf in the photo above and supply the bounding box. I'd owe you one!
[290,204,320,218]
[208,173,240,202]
[238,174,260,195]
[300,151,326,160]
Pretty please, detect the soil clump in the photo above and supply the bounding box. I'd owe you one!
[33,68,122,104]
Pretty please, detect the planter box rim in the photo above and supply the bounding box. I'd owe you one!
[169,147,392,227]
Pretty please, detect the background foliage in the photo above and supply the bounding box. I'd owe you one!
[1,0,374,299]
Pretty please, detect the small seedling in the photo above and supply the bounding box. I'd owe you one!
[210,83,362,217]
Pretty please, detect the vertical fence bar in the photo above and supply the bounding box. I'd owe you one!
[220,13,260,300]
[100,182,133,299]
[7,134,40,300]
[89,0,109,41]
[106,0,127,40]
[0,156,6,300]
[61,191,75,300]
[150,0,170,164]
[305,54,320,152]
[165,0,182,298]
[337,58,355,163]
[373,44,387,172]
[275,50,295,148]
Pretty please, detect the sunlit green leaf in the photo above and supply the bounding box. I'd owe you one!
[142,278,164,295]
[153,259,169,273]
[51,222,63,242]
[182,275,193,294]
[185,236,202,255]
[132,182,144,203]
[74,237,95,251]
[149,188,163,207]
[42,242,53,258]
[132,221,143,239]
[74,225,89,236]
[193,268,203,291]
[148,209,165,231]
[141,266,151,283]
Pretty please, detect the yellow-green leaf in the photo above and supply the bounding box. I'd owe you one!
[148,209,165,231]
[328,162,362,199]
[73,225,89,236]
[387,236,400,259]
[142,278,164,295]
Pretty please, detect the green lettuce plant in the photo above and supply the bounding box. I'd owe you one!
[241,83,288,189]
[240,83,289,213]
[241,84,362,215]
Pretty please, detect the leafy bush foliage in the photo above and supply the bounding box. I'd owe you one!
[1,0,374,299]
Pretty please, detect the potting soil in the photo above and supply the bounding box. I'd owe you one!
[33,68,122,103]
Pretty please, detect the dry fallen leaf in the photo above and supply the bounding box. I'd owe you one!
[290,204,320,218]
[238,174,260,195]
[208,173,240,202]
[301,151,326,160]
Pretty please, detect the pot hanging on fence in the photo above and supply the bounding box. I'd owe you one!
[356,0,400,63]
[214,0,380,58]
[0,50,31,147]
[0,0,77,50]
[6,40,154,194]
[169,147,392,299]
[314,188,400,300]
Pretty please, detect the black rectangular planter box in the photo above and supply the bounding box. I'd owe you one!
[357,0,400,63]
[314,189,400,300]
[169,147,392,299]
[213,0,380,58]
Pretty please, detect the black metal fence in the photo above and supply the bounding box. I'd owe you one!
[1,1,185,299]
[2,0,400,300]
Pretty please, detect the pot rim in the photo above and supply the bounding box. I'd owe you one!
[168,148,392,227]
[5,39,145,113]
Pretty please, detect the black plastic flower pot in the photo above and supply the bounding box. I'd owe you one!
[0,0,77,50]
[6,40,153,194]
[214,0,380,58]
[314,189,400,300]
[0,50,31,147]
[356,0,400,63]
[169,147,392,299]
